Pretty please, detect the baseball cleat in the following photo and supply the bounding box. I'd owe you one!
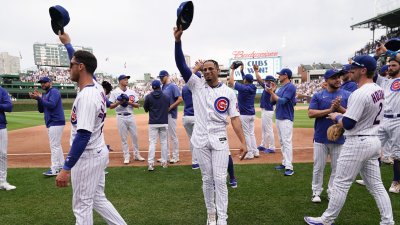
[161,162,168,168]
[381,156,394,165]
[257,146,266,151]
[207,213,217,225]
[134,155,145,161]
[104,170,109,175]
[229,178,238,188]
[243,153,254,160]
[0,182,16,191]
[192,163,200,169]
[157,158,170,163]
[170,158,180,164]
[311,195,321,203]
[355,180,366,186]
[43,168,59,177]
[264,148,276,154]
[123,159,130,165]
[284,169,294,176]
[275,165,285,170]
[254,152,260,158]
[389,181,400,193]
[304,216,333,225]
[148,164,154,171]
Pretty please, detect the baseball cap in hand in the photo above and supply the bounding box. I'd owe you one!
[351,55,377,72]
[49,5,70,35]
[118,74,130,81]
[176,1,194,30]
[324,69,340,80]
[159,70,169,78]
[264,75,275,81]
[38,77,51,83]
[385,38,400,51]
[277,68,292,79]
[151,80,161,89]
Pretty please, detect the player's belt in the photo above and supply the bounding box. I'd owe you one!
[117,113,131,116]
[384,114,400,118]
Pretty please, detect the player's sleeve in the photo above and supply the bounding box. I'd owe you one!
[0,90,12,112]
[109,91,116,102]
[38,89,60,110]
[64,43,75,61]
[279,85,296,105]
[257,80,266,89]
[343,92,365,122]
[234,82,245,91]
[175,41,192,83]
[75,90,97,132]
[308,92,319,110]
[143,95,150,113]
[228,90,240,118]
[63,129,91,170]
[173,85,181,98]
[341,91,351,108]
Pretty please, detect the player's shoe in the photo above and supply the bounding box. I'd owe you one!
[0,182,16,191]
[148,164,154,171]
[206,213,217,225]
[123,159,130,165]
[389,181,400,193]
[157,158,170,163]
[254,151,260,158]
[355,180,366,186]
[104,170,109,175]
[275,164,285,170]
[264,148,275,154]
[43,168,59,177]
[243,153,254,160]
[170,158,180,164]
[161,162,168,168]
[381,156,394,165]
[229,178,238,188]
[257,146,266,151]
[192,164,200,169]
[284,169,294,176]
[304,216,333,225]
[134,155,145,161]
[311,194,321,203]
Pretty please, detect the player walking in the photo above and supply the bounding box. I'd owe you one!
[159,70,183,163]
[308,69,350,203]
[143,80,170,171]
[339,64,358,93]
[265,68,297,176]
[55,40,126,225]
[29,77,65,176]
[228,64,258,159]
[0,86,15,191]
[304,55,394,225]
[109,75,145,164]
[174,26,247,225]
[254,66,276,153]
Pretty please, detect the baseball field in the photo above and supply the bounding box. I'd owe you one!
[1,105,399,224]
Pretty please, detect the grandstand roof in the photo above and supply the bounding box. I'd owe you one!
[351,8,400,29]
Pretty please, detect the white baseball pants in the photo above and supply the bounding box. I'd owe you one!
[321,136,394,225]
[48,125,65,172]
[378,118,400,159]
[240,115,258,156]
[71,146,126,225]
[276,119,293,170]
[260,109,275,150]
[312,142,342,196]
[183,116,197,164]
[148,125,169,164]
[195,147,229,225]
[117,115,140,161]
[0,128,8,183]
[168,114,179,160]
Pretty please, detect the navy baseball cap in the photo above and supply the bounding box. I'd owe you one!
[339,64,352,74]
[158,70,169,78]
[277,68,292,79]
[38,77,51,83]
[351,55,377,72]
[176,1,194,30]
[244,74,254,83]
[384,38,400,51]
[324,69,341,80]
[49,5,70,35]
[118,74,130,81]
[151,80,161,89]
[264,75,275,81]
[380,65,389,75]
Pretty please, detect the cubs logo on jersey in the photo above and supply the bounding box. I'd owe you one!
[214,97,229,113]
[129,95,135,102]
[71,106,77,124]
[390,79,400,92]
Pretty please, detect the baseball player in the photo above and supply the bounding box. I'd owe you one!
[109,75,145,164]
[305,55,394,225]
[308,69,350,203]
[55,41,126,225]
[182,82,199,169]
[374,44,400,193]
[158,70,183,164]
[0,86,15,191]
[143,80,170,171]
[29,77,65,176]
[228,65,258,159]
[254,67,276,153]
[174,26,247,225]
[340,64,358,93]
[265,68,297,176]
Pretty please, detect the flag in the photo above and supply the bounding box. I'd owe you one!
[105,57,109,61]
[124,62,127,68]
[19,51,22,59]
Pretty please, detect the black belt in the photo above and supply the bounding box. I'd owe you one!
[357,135,371,137]
[384,114,400,118]
[117,113,131,116]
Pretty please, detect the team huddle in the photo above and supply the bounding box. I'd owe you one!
[1,3,400,225]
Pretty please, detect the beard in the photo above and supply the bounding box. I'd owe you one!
[388,69,400,77]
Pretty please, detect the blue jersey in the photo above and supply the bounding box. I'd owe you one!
[340,81,357,93]
[162,82,181,119]
[0,87,12,129]
[274,82,297,121]
[37,87,66,128]
[258,82,274,111]
[309,89,351,144]
[234,82,256,115]
[182,85,194,116]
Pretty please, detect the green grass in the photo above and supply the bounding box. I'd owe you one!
[0,164,398,224]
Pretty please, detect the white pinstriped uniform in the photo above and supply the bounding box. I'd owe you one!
[321,83,394,225]
[376,75,400,159]
[182,115,197,164]
[0,128,8,183]
[109,88,141,161]
[187,74,240,225]
[70,82,126,225]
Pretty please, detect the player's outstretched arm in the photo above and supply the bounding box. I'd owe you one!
[174,26,192,82]
[253,65,264,85]
[228,67,235,87]
[58,31,74,61]
[231,116,248,160]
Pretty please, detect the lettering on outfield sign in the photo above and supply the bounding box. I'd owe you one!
[229,56,282,81]
[232,51,279,58]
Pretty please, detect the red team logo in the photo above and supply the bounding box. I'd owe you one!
[129,95,135,102]
[390,79,400,92]
[71,106,77,124]
[214,97,230,113]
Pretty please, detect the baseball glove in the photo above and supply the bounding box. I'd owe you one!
[117,93,129,107]
[327,124,344,142]
[231,61,243,70]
